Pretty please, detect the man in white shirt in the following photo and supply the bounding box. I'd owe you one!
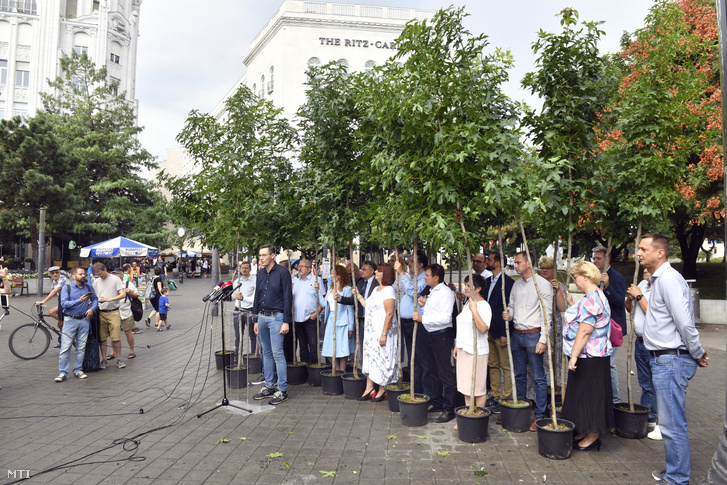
[291,259,323,364]
[413,263,457,423]
[233,261,256,359]
[502,251,553,430]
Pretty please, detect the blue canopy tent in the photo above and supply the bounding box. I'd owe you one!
[80,237,159,258]
[185,250,201,257]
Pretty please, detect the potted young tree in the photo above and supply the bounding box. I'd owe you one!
[285,249,308,386]
[341,243,367,399]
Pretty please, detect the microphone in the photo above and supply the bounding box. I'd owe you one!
[208,281,237,302]
[202,281,224,302]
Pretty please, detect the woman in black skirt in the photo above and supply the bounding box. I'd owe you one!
[561,261,614,451]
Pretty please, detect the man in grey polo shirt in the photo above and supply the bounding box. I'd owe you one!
[637,233,708,485]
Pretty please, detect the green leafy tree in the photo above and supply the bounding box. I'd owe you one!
[164,84,297,254]
[0,114,81,257]
[356,7,523,407]
[41,52,164,247]
[297,62,370,375]
[521,8,619,407]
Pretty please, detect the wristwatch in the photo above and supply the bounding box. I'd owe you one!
[636,295,643,302]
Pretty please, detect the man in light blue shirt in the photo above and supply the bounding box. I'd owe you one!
[637,233,708,485]
[56,266,98,382]
[291,259,322,364]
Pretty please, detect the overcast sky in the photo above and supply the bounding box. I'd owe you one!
[135,0,653,162]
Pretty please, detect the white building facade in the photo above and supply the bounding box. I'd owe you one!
[210,1,434,125]
[0,0,141,120]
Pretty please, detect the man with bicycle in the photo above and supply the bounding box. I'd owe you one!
[35,266,68,347]
[56,266,98,382]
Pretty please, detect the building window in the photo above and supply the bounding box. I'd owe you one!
[74,45,88,55]
[13,102,28,120]
[0,101,5,119]
[365,60,376,73]
[252,83,256,95]
[337,59,349,70]
[268,66,274,93]
[110,53,120,64]
[259,75,264,98]
[0,60,7,84]
[307,57,320,67]
[0,0,37,15]
[15,70,29,87]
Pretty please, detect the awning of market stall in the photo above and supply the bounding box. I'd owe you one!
[79,237,159,258]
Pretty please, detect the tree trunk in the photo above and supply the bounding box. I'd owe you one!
[315,238,323,365]
[350,242,360,379]
[498,225,518,404]
[456,200,478,414]
[331,244,337,368]
[674,219,707,279]
[626,219,643,410]
[395,249,404,387]
[519,219,557,427]
[286,249,297,366]
[410,235,419,399]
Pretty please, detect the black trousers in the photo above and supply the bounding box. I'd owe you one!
[420,327,456,413]
[296,318,319,364]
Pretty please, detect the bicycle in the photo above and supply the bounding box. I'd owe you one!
[1,303,63,360]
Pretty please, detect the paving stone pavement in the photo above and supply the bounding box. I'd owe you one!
[0,277,724,484]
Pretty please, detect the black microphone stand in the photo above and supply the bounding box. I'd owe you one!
[198,297,251,417]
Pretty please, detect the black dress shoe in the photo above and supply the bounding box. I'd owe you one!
[435,411,456,423]
[575,438,601,451]
[427,404,443,413]
[356,394,372,401]
[372,392,386,402]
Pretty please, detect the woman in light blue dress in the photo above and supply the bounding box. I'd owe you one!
[318,265,354,372]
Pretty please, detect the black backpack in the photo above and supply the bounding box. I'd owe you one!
[126,281,144,322]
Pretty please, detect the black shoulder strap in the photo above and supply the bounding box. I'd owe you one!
[125,280,129,302]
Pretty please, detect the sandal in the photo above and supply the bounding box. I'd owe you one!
[107,354,116,360]
[127,353,136,359]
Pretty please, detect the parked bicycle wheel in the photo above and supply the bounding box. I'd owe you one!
[9,323,51,360]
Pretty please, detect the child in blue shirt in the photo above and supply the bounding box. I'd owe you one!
[157,288,171,331]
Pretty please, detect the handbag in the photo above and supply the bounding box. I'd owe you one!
[610,319,623,347]
[125,281,144,322]
[82,316,101,372]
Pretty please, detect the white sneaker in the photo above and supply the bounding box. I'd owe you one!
[74,371,88,379]
[648,424,662,440]
[117,359,126,369]
[55,373,67,382]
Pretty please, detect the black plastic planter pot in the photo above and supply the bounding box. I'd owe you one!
[307,363,331,386]
[455,406,491,443]
[225,365,247,389]
[287,363,308,386]
[547,402,563,420]
[320,370,344,395]
[385,385,411,412]
[341,373,367,399]
[614,403,651,439]
[214,350,234,370]
[242,354,262,374]
[535,418,574,460]
[500,400,533,433]
[398,393,430,427]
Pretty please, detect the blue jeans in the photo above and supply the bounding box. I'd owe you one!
[634,339,657,422]
[258,313,287,392]
[610,347,621,403]
[59,316,90,376]
[651,352,698,485]
[511,331,546,417]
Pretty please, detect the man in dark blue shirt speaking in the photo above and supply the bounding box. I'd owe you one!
[252,245,293,405]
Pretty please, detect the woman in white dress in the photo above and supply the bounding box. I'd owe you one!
[354,263,397,401]
[453,274,491,408]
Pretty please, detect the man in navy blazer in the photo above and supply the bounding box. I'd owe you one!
[483,252,515,412]
[593,247,627,404]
